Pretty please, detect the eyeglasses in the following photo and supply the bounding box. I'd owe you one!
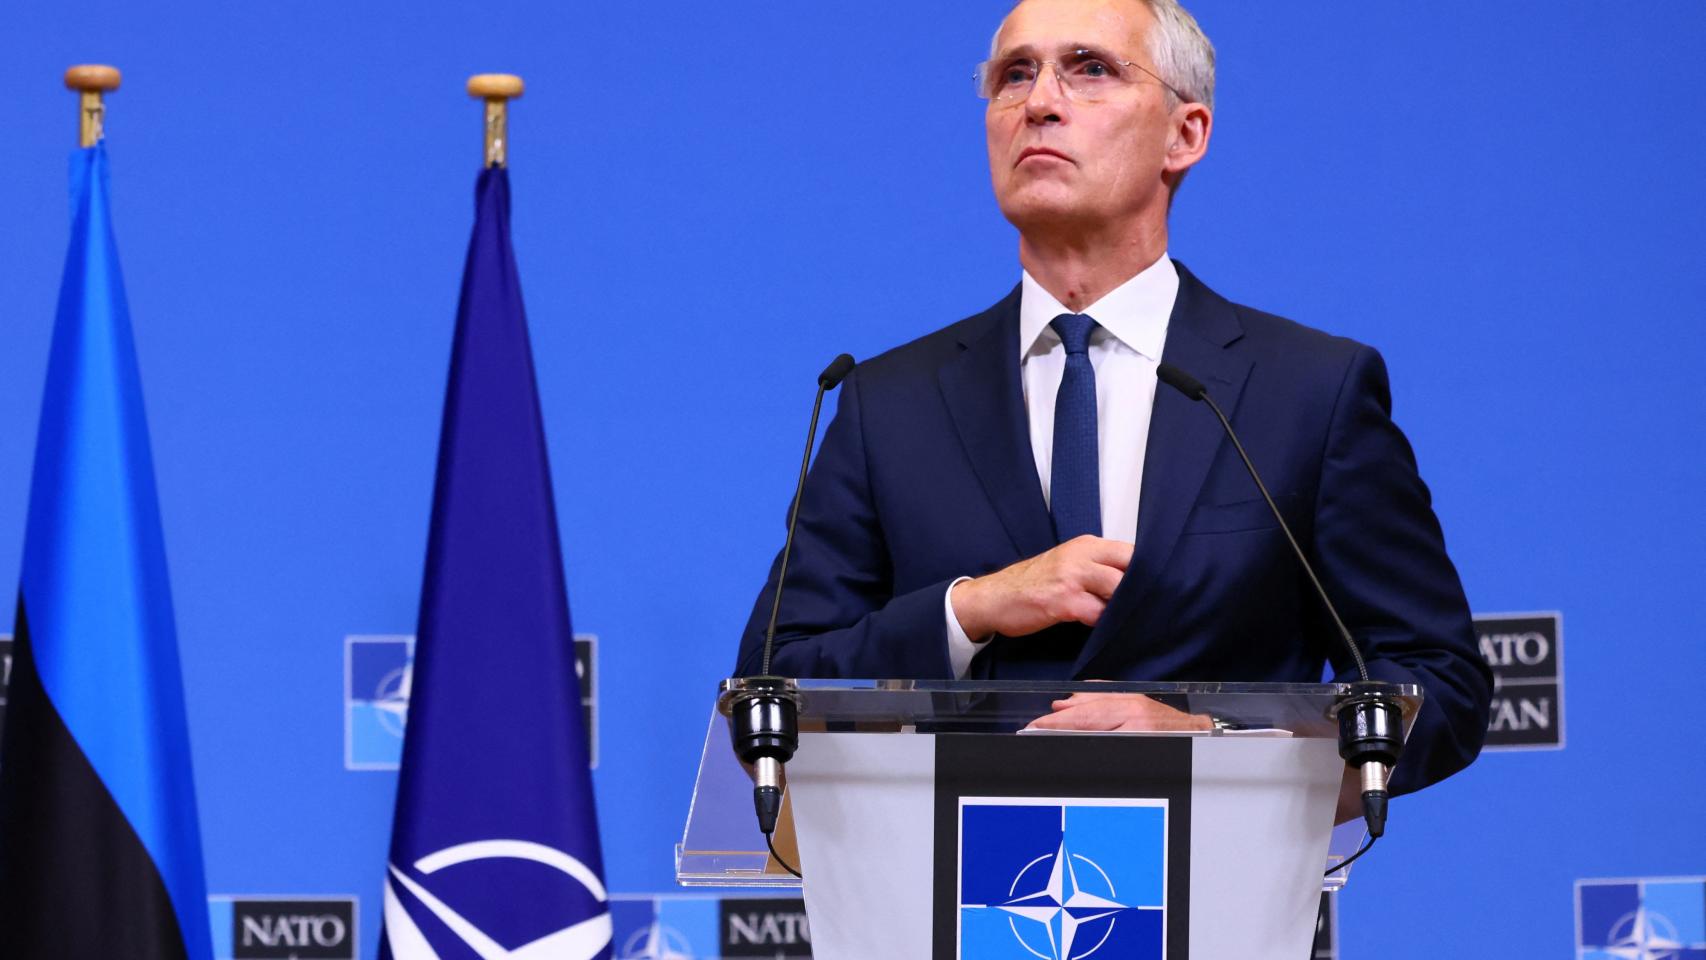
[975,48,1185,105]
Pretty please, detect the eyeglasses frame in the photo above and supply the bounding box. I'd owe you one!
[974,48,1189,106]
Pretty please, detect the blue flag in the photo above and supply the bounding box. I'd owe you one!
[0,145,213,960]
[380,166,610,959]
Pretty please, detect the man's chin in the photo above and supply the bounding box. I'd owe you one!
[999,197,1099,237]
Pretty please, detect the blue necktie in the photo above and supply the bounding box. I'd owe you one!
[1050,313,1101,542]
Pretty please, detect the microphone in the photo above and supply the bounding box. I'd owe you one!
[731,353,856,863]
[818,353,855,390]
[1155,361,1404,841]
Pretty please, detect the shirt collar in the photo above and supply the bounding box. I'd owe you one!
[1019,254,1178,362]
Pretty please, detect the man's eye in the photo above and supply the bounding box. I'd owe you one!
[1002,64,1036,86]
[1080,61,1112,79]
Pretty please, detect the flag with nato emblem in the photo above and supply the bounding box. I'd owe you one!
[0,143,213,960]
[379,163,611,959]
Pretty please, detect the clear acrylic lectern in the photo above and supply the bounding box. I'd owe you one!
[680,678,1419,960]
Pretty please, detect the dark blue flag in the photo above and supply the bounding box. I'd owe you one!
[0,145,213,960]
[380,166,610,960]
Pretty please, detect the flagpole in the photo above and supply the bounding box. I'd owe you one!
[467,73,524,167]
[64,64,121,147]
[2,61,216,960]
[379,70,612,960]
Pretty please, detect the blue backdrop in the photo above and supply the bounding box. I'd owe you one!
[2,2,1703,956]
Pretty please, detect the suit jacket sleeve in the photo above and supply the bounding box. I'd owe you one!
[1312,345,1494,794]
[734,370,956,679]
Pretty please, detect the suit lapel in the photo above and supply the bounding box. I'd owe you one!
[1073,263,1252,676]
[938,286,1058,561]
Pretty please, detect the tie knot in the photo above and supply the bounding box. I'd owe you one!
[1051,314,1097,356]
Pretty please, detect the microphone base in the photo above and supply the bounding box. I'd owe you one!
[1334,683,1404,838]
[730,677,800,766]
[1334,683,1405,768]
[730,678,799,838]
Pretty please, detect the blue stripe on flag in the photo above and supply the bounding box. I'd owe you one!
[16,144,212,960]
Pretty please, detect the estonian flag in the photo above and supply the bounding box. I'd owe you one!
[0,145,213,960]
[379,166,611,959]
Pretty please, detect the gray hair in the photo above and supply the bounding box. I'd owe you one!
[991,0,1216,110]
[1144,0,1215,109]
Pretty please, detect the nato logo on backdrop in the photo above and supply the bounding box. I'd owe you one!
[344,633,598,770]
[208,895,359,960]
[345,635,413,770]
[1474,612,1564,750]
[1576,876,1706,958]
[958,799,1167,960]
[609,894,811,958]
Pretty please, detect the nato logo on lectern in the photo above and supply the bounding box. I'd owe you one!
[958,799,1167,960]
[935,735,1190,959]
[344,633,597,769]
[1474,612,1565,750]
[1576,876,1706,958]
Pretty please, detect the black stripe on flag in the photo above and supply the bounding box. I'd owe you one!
[0,600,191,960]
[933,732,1192,960]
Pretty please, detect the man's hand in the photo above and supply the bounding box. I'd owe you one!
[949,535,1134,641]
[1026,692,1214,733]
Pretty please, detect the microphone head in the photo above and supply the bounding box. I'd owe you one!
[1156,362,1207,401]
[818,353,856,389]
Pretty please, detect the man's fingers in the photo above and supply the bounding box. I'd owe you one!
[1033,698,1212,732]
[1079,537,1135,570]
[1070,595,1107,626]
[1081,562,1125,600]
[1028,703,1124,731]
[965,537,1136,637]
[1054,691,1154,707]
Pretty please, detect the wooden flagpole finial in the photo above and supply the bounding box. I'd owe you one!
[467,74,524,168]
[65,65,121,147]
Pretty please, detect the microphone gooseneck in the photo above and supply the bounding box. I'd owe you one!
[1155,363,1367,681]
[761,352,855,674]
[1155,361,1404,842]
[731,353,855,877]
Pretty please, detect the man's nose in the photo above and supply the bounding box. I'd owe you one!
[1024,63,1068,123]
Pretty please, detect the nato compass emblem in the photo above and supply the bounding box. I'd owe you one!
[616,922,694,960]
[345,634,599,770]
[959,799,1166,960]
[1577,876,1706,959]
[345,635,413,769]
[609,895,722,960]
[383,840,612,959]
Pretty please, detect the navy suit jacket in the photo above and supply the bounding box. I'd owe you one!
[735,263,1492,793]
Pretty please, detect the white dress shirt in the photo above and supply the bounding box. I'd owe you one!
[944,255,1179,676]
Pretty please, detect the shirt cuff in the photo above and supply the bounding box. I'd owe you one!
[944,576,984,679]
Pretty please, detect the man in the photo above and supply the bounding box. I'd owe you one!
[734,0,1491,794]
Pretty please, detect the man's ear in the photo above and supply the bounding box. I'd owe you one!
[1165,102,1213,176]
